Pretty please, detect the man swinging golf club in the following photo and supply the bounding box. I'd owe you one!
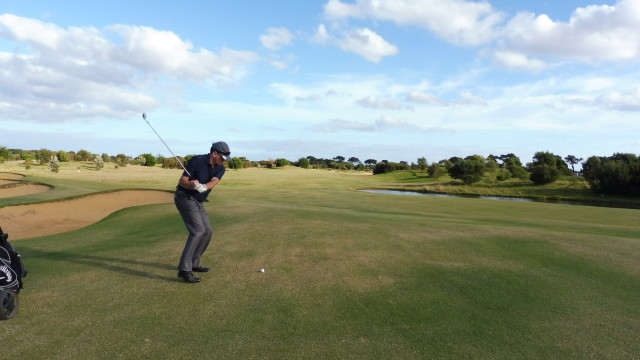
[175,141,231,283]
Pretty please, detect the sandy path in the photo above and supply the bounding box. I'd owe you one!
[0,190,174,240]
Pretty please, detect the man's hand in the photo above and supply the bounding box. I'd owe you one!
[195,183,207,193]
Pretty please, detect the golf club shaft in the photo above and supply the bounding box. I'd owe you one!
[142,113,192,178]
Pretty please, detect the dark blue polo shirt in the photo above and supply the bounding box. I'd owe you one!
[176,154,225,202]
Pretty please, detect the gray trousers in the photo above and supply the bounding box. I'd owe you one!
[175,191,213,271]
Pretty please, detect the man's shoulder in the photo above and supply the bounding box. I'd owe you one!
[190,154,209,164]
[212,164,225,179]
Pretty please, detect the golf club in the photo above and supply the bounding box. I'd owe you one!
[141,113,192,178]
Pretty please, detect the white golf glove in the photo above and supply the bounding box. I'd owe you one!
[195,183,207,193]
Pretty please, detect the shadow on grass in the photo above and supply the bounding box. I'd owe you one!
[20,247,179,282]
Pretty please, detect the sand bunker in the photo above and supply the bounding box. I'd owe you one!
[0,173,24,180]
[0,183,53,198]
[0,173,51,198]
[0,190,174,240]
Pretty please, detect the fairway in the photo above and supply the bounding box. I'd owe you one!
[2,167,639,359]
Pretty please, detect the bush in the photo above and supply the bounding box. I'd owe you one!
[529,164,559,185]
[115,154,130,166]
[140,153,156,167]
[428,163,442,179]
[36,149,55,165]
[275,158,290,167]
[0,146,13,161]
[50,160,60,173]
[162,157,184,170]
[298,157,310,169]
[417,157,427,171]
[57,151,71,162]
[496,168,512,181]
[94,156,104,170]
[77,149,93,161]
[372,162,393,175]
[228,157,244,170]
[582,153,640,196]
[527,151,569,185]
[449,155,486,184]
[505,158,530,180]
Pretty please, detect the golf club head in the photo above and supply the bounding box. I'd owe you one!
[142,113,147,120]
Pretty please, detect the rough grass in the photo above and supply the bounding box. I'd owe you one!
[1,166,639,359]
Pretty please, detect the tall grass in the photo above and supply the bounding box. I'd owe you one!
[2,167,639,359]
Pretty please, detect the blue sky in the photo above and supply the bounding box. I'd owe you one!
[1,0,638,164]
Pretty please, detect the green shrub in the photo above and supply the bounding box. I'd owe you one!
[162,157,184,170]
[496,168,512,181]
[529,164,558,185]
[57,151,71,162]
[0,146,12,160]
[94,156,104,170]
[372,162,393,175]
[228,157,244,170]
[428,162,442,179]
[298,157,310,169]
[582,153,640,196]
[449,155,486,184]
[140,153,157,167]
[506,158,530,180]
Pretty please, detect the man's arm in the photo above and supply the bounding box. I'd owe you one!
[204,177,221,191]
[178,175,199,190]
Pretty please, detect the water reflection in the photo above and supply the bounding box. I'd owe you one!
[359,189,639,209]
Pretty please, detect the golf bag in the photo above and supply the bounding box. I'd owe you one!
[1,227,28,320]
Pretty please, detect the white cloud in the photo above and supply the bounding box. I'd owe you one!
[406,91,447,106]
[269,59,288,70]
[260,27,295,50]
[109,25,257,81]
[356,96,407,110]
[499,0,640,64]
[0,15,258,122]
[313,24,331,45]
[375,115,424,131]
[324,0,503,46]
[337,27,398,62]
[312,118,376,132]
[572,88,640,112]
[322,0,640,71]
[312,115,424,133]
[312,24,399,62]
[295,95,322,103]
[452,91,487,106]
[597,89,640,112]
[491,50,548,73]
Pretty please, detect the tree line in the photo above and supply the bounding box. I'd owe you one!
[1,146,638,196]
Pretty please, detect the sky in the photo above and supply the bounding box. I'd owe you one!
[1,0,639,164]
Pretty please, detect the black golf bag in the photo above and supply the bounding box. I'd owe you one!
[1,227,28,320]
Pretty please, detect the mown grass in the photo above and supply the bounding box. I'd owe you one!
[1,166,640,359]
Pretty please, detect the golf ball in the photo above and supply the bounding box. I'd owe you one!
[260,268,265,273]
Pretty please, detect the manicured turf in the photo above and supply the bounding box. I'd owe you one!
[2,166,640,359]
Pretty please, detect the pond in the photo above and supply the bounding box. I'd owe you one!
[359,190,640,209]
